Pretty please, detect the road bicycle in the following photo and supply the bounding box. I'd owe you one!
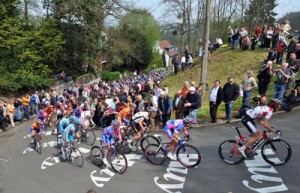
[59,142,84,167]
[116,125,160,154]
[144,135,201,168]
[90,139,128,174]
[31,134,42,154]
[218,126,292,166]
[76,125,96,146]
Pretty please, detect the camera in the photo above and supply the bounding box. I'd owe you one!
[253,96,261,102]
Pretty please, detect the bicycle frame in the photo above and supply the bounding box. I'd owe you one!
[232,126,272,154]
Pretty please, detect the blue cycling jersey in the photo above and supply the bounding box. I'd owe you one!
[59,118,70,132]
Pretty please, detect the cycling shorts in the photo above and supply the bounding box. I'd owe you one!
[32,128,41,134]
[241,114,257,134]
[57,114,63,120]
[164,128,175,141]
[130,121,142,133]
[102,134,115,145]
[121,119,130,126]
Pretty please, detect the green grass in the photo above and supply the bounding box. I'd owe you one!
[160,47,280,121]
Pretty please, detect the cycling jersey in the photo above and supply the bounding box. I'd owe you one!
[164,119,185,140]
[130,111,149,133]
[102,126,122,145]
[31,123,42,134]
[44,106,53,116]
[117,107,132,125]
[242,106,273,134]
[246,106,273,119]
[58,118,70,133]
[63,123,76,142]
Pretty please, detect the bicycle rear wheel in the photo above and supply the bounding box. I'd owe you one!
[144,144,166,165]
[84,130,96,146]
[176,144,201,168]
[90,146,104,166]
[140,135,160,152]
[71,148,84,167]
[261,139,292,166]
[108,152,128,174]
[218,140,244,165]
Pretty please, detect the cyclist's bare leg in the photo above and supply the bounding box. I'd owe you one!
[104,144,111,159]
[244,131,260,148]
[133,132,142,142]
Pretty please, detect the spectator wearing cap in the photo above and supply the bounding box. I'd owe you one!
[184,86,201,124]
[241,70,257,106]
[158,91,172,127]
[209,80,223,123]
[173,90,185,119]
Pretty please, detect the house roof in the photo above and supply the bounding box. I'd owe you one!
[159,40,178,57]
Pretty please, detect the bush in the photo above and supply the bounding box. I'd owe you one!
[101,71,121,81]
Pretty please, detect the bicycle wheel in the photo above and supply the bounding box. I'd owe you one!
[144,144,166,165]
[90,146,104,166]
[140,135,160,152]
[85,130,96,146]
[36,141,42,154]
[218,140,244,165]
[108,152,128,174]
[71,148,84,167]
[261,139,292,166]
[176,144,201,168]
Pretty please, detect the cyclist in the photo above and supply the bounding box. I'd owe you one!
[117,103,136,126]
[163,116,193,160]
[102,120,122,166]
[44,104,54,127]
[238,95,281,158]
[80,109,96,129]
[30,119,43,145]
[62,116,79,158]
[58,117,70,134]
[127,107,156,146]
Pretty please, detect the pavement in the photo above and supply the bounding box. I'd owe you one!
[1,108,300,193]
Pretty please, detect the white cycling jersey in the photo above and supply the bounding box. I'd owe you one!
[246,106,273,120]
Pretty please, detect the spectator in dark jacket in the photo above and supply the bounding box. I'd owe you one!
[223,77,240,123]
[173,90,185,119]
[184,87,201,124]
[158,91,172,127]
[209,80,223,123]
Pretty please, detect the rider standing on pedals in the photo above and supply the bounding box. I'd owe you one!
[127,107,157,147]
[163,116,194,160]
[101,120,122,166]
[238,95,281,158]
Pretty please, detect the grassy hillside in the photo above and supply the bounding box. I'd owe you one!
[160,47,276,122]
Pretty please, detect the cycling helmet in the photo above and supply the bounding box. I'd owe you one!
[36,119,42,125]
[69,115,75,122]
[183,116,195,125]
[111,120,119,127]
[268,99,281,111]
[147,106,157,113]
[73,117,80,125]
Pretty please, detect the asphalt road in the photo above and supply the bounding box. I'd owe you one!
[0,109,299,193]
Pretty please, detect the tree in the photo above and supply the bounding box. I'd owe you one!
[244,0,278,32]
[107,10,160,72]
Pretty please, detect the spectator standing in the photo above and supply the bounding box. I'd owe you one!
[241,70,257,106]
[241,35,250,51]
[184,87,201,125]
[148,78,154,90]
[239,28,248,48]
[153,84,162,98]
[257,61,273,95]
[273,62,291,102]
[181,81,190,98]
[209,80,223,123]
[7,99,15,127]
[294,44,300,59]
[280,20,291,37]
[223,77,240,123]
[149,90,160,130]
[286,36,297,60]
[250,32,258,50]
[172,55,179,75]
[157,91,172,127]
[276,37,287,65]
[231,29,240,50]
[264,27,273,49]
[173,90,185,119]
[271,27,280,49]
[181,55,186,71]
[22,93,30,120]
[227,26,233,45]
[0,102,7,131]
